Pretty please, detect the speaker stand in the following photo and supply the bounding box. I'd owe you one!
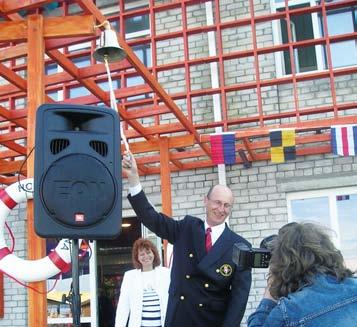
[70,239,81,327]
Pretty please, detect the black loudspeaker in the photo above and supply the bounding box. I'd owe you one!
[34,103,122,239]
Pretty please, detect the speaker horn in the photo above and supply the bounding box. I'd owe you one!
[93,21,126,63]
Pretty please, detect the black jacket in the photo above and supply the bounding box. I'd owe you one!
[128,190,252,327]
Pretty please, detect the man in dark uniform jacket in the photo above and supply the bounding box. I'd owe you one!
[122,152,252,327]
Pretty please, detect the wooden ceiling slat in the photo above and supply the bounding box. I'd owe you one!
[125,134,195,153]
[0,149,23,159]
[0,159,24,174]
[0,16,95,42]
[0,130,26,142]
[0,141,27,155]
[0,21,27,42]
[0,43,27,61]
[44,16,95,38]
[199,116,357,142]
[0,0,54,14]
[0,175,23,184]
[0,63,27,90]
[0,106,27,128]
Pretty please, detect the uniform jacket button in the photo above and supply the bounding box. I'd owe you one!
[216,269,220,273]
[198,303,203,307]
[186,275,190,279]
[204,283,209,288]
[180,295,185,300]
[189,253,194,258]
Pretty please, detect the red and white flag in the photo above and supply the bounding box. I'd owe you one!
[331,125,357,156]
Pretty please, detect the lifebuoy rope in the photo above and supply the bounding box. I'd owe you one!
[0,178,72,283]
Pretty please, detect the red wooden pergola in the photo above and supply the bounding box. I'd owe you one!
[0,0,356,325]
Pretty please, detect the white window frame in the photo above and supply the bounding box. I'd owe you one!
[271,0,325,77]
[286,186,357,254]
[68,41,92,52]
[125,11,151,40]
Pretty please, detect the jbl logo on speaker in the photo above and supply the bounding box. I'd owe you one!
[34,103,122,239]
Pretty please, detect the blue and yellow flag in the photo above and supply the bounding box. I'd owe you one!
[269,129,296,163]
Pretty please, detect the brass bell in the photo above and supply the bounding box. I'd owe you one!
[93,21,126,63]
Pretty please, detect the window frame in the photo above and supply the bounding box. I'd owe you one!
[270,0,357,77]
[286,186,357,263]
[321,5,357,69]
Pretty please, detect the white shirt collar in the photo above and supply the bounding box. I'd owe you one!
[204,221,225,245]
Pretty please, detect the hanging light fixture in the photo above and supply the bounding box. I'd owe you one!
[93,20,126,63]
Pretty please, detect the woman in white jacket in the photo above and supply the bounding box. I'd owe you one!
[115,238,170,327]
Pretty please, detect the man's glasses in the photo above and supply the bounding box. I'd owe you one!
[208,198,232,210]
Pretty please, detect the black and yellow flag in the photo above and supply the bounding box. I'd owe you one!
[269,129,296,163]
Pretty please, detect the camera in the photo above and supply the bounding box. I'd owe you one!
[232,235,277,269]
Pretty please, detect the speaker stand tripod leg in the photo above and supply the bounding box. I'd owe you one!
[71,239,81,327]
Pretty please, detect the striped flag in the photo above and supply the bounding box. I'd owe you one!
[269,129,296,163]
[331,125,357,156]
[210,133,236,165]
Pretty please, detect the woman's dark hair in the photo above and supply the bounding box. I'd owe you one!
[268,222,354,299]
[132,238,161,269]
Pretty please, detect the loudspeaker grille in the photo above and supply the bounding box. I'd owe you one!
[50,139,70,155]
[90,140,108,157]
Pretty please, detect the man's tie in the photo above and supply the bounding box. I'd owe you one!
[205,227,212,252]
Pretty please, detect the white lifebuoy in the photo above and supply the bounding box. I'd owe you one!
[0,178,71,283]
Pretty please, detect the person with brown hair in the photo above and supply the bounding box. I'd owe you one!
[115,238,170,327]
[248,222,357,327]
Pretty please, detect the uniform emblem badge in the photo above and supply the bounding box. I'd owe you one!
[219,264,232,276]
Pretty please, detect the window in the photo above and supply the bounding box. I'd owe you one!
[124,3,150,40]
[126,44,152,101]
[125,14,150,36]
[72,56,91,68]
[47,90,59,101]
[323,6,357,68]
[272,0,357,76]
[45,64,64,101]
[97,79,121,92]
[278,4,318,74]
[133,43,151,66]
[69,86,91,98]
[45,63,58,75]
[287,187,357,270]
